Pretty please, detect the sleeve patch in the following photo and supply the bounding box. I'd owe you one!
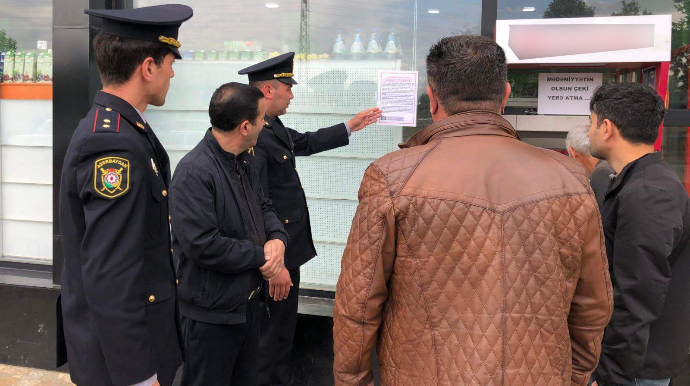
[94,157,130,199]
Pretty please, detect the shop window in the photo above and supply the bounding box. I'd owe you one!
[0,0,53,264]
[133,0,481,289]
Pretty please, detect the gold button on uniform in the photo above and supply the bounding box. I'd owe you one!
[103,119,111,123]
[283,155,287,160]
[162,190,168,197]
[285,219,289,224]
[176,279,179,285]
[149,295,155,303]
[105,108,112,112]
[171,248,174,253]
[168,215,171,221]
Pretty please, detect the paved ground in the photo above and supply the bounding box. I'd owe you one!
[0,364,74,386]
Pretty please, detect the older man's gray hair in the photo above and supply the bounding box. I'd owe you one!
[566,126,592,156]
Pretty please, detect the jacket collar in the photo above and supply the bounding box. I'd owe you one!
[204,129,252,169]
[94,91,148,131]
[264,114,291,148]
[400,110,520,149]
[605,152,661,198]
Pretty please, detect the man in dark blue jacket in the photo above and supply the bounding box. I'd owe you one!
[239,53,381,386]
[170,82,288,386]
[57,5,192,386]
[588,82,690,386]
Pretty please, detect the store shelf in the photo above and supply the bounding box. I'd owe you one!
[0,83,53,100]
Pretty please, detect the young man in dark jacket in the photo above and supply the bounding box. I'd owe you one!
[588,82,690,386]
[170,82,289,386]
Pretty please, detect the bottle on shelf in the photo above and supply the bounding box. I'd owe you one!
[384,31,399,60]
[350,29,364,61]
[332,30,347,60]
[367,28,382,60]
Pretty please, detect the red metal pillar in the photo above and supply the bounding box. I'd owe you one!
[654,61,670,152]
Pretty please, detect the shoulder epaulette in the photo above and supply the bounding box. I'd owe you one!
[93,108,121,133]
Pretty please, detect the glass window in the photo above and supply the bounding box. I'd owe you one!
[133,0,481,289]
[0,0,53,264]
[497,1,690,194]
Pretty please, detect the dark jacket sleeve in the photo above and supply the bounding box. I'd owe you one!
[76,135,155,385]
[589,162,615,211]
[594,186,680,384]
[252,145,270,198]
[290,123,349,156]
[250,164,289,247]
[170,166,265,274]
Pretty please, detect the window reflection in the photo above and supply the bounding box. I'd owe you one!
[133,0,481,288]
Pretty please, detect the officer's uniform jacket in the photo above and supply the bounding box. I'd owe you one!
[253,115,349,270]
[57,91,181,386]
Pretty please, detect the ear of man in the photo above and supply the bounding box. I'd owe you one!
[427,85,439,115]
[139,57,158,82]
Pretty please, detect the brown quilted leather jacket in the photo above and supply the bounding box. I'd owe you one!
[333,111,613,386]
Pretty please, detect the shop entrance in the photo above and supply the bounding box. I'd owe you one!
[495,15,671,155]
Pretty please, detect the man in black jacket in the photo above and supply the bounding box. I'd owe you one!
[57,5,192,386]
[239,53,381,386]
[170,82,289,386]
[588,82,690,386]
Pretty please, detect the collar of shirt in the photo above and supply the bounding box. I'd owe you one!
[134,106,147,124]
[204,129,252,169]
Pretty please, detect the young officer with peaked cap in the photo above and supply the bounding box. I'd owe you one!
[57,5,192,386]
[239,53,382,386]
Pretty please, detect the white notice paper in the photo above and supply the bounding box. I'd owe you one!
[538,73,603,115]
[378,70,418,126]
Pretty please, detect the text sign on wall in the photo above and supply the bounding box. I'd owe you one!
[537,73,603,115]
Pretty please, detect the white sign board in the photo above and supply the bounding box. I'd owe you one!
[496,15,671,64]
[377,70,418,127]
[538,73,602,115]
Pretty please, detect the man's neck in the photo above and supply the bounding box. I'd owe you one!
[584,156,599,174]
[608,144,655,174]
[211,128,246,156]
[102,84,148,113]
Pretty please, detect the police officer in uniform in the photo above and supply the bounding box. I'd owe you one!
[239,53,382,386]
[57,5,192,386]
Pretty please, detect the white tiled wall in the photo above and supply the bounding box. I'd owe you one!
[0,99,53,263]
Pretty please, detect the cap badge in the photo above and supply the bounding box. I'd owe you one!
[158,36,181,48]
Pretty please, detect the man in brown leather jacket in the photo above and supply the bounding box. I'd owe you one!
[333,36,613,386]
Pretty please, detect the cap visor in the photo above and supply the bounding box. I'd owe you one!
[167,46,182,59]
[278,77,298,85]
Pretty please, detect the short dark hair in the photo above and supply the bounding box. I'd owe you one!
[209,82,265,132]
[590,82,665,145]
[93,33,170,86]
[249,79,282,90]
[426,36,508,114]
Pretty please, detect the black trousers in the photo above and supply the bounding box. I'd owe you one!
[180,297,261,386]
[258,268,301,386]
